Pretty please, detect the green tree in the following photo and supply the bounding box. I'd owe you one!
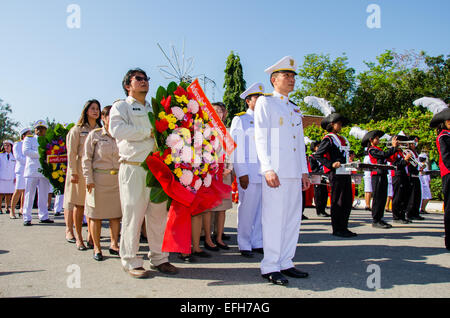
[223,51,246,126]
[0,98,19,141]
[290,53,356,118]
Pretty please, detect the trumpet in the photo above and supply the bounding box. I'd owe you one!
[380,140,416,148]
[402,148,426,169]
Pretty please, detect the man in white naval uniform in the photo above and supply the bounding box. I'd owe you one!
[254,56,311,286]
[109,68,178,279]
[230,82,265,258]
[22,120,54,226]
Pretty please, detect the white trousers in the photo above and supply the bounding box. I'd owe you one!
[23,176,50,222]
[118,164,169,270]
[54,194,64,212]
[261,178,302,275]
[237,182,263,251]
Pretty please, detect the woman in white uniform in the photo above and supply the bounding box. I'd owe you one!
[419,153,432,214]
[0,140,16,216]
[363,154,372,211]
[10,128,32,218]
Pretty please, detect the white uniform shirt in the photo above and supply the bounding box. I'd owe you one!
[0,152,16,180]
[230,108,261,183]
[109,96,155,163]
[23,136,44,178]
[254,91,308,178]
[13,141,26,175]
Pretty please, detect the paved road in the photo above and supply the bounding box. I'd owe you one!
[1,202,449,299]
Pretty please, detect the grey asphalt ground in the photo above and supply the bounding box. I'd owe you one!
[1,201,449,298]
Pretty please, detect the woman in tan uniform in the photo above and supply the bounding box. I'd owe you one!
[82,106,121,261]
[64,99,102,250]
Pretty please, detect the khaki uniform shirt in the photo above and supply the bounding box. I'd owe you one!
[82,127,120,185]
[109,96,155,163]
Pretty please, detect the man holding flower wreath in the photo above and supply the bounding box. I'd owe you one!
[109,68,179,279]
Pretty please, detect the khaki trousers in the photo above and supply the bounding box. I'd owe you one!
[118,164,169,270]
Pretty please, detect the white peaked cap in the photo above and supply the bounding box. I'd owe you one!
[264,56,297,75]
[240,82,265,100]
[33,120,48,129]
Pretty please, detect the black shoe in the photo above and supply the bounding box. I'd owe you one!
[93,252,103,261]
[23,221,32,226]
[192,250,211,258]
[109,248,120,256]
[216,242,229,250]
[408,215,425,221]
[302,214,309,220]
[200,235,205,241]
[252,248,264,254]
[178,254,195,263]
[66,237,76,244]
[139,234,147,243]
[345,229,358,237]
[333,231,353,238]
[365,207,371,211]
[77,245,87,251]
[240,250,254,258]
[86,240,94,249]
[393,219,410,224]
[54,212,62,216]
[39,219,54,224]
[420,210,429,214]
[317,211,331,217]
[281,267,309,278]
[262,272,289,286]
[372,221,392,229]
[204,243,219,251]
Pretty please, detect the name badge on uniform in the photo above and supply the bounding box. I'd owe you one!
[279,117,284,126]
[133,107,142,111]
[80,132,89,136]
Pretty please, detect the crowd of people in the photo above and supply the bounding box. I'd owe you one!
[1,55,449,286]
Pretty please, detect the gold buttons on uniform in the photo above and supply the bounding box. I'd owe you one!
[294,148,296,152]
[293,136,296,139]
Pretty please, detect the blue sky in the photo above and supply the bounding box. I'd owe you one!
[1,0,449,130]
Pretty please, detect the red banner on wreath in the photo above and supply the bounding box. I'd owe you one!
[187,79,237,156]
[47,155,67,164]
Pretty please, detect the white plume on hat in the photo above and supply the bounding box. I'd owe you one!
[304,136,313,145]
[413,97,448,115]
[303,96,335,116]
[349,126,368,140]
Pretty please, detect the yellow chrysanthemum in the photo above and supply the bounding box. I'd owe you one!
[52,172,59,179]
[58,177,64,183]
[164,154,173,165]
[175,95,189,105]
[183,107,188,113]
[203,111,209,121]
[158,111,166,119]
[168,123,176,130]
[174,168,183,178]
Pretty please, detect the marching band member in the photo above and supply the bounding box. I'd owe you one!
[231,82,264,258]
[391,134,413,224]
[361,130,398,228]
[309,141,330,217]
[22,120,53,226]
[430,108,450,250]
[405,136,425,221]
[418,153,431,214]
[64,99,102,250]
[10,128,32,218]
[254,56,311,285]
[363,152,372,211]
[314,112,356,238]
[0,140,16,217]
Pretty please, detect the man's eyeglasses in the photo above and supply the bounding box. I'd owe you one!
[134,76,150,82]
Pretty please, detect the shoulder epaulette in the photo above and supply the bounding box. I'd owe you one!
[263,93,273,97]
[234,112,247,117]
[113,99,124,104]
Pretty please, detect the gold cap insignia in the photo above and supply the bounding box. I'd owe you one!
[289,59,294,67]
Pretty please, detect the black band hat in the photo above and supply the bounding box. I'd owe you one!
[430,108,450,128]
[361,130,385,147]
[320,113,349,131]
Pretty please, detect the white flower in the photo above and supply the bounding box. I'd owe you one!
[194,131,203,149]
[166,133,184,150]
[179,170,194,186]
[194,178,202,191]
[203,173,212,187]
[181,146,192,163]
[171,106,185,121]
[203,126,211,139]
[187,99,199,114]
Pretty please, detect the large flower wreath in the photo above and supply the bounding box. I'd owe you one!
[142,81,232,254]
[38,123,74,194]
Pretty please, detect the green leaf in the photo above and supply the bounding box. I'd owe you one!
[167,82,178,95]
[150,186,168,203]
[156,86,167,102]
